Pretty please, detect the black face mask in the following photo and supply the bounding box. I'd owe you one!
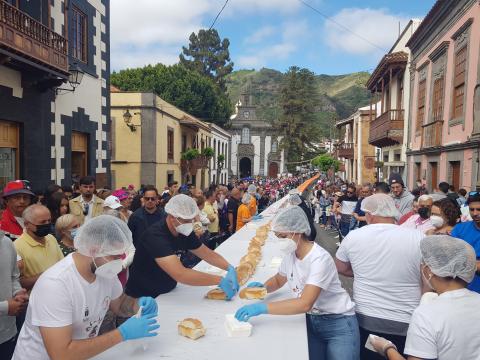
[418,207,430,220]
[33,223,51,237]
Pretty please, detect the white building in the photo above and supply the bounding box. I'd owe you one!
[366,19,422,183]
[229,92,285,178]
[209,123,231,184]
[0,0,110,189]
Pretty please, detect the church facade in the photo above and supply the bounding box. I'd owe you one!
[229,93,285,179]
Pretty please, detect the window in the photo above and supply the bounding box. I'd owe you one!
[271,140,278,153]
[415,162,421,182]
[416,79,426,131]
[432,76,444,122]
[167,129,174,160]
[241,127,250,144]
[72,7,87,62]
[181,135,187,153]
[452,46,467,119]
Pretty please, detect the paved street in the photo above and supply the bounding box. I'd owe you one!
[313,223,354,297]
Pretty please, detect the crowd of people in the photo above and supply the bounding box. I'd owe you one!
[1,168,479,360]
[0,172,310,359]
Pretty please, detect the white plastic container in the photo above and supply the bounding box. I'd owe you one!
[224,314,252,338]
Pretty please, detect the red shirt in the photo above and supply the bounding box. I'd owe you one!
[0,207,23,240]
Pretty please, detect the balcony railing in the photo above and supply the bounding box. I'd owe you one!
[337,142,354,159]
[421,120,443,148]
[369,109,404,147]
[0,1,68,74]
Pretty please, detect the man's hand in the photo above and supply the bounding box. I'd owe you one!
[8,298,27,316]
[14,288,29,303]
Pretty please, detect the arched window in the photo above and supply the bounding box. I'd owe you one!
[241,127,250,144]
[271,139,278,153]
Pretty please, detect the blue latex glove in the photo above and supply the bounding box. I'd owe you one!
[235,303,268,322]
[226,265,240,292]
[118,313,160,341]
[219,276,236,300]
[138,297,157,316]
[246,282,264,288]
[252,215,263,221]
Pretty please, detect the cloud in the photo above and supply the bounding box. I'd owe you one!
[244,26,276,44]
[324,8,411,55]
[237,21,308,68]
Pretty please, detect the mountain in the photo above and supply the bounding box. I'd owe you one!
[225,68,371,138]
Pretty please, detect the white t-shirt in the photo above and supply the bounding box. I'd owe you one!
[336,224,424,323]
[404,288,480,360]
[13,254,123,360]
[279,243,355,316]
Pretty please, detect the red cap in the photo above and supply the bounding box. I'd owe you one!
[2,180,34,198]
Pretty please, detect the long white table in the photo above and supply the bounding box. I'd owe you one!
[94,195,308,360]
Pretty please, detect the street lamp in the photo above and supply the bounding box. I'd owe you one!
[55,62,85,94]
[123,109,141,132]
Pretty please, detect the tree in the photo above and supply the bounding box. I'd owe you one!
[275,66,323,171]
[111,64,232,126]
[311,154,340,172]
[179,29,234,91]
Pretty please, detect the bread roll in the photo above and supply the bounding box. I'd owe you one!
[248,242,262,252]
[240,256,257,269]
[236,263,253,286]
[205,288,227,300]
[250,237,264,247]
[178,318,206,340]
[239,287,267,300]
[248,248,262,258]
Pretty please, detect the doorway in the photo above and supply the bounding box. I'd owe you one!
[450,161,461,191]
[268,162,279,178]
[429,162,438,191]
[239,157,252,178]
[0,120,19,189]
[71,132,88,181]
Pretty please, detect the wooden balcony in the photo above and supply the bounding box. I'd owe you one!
[369,109,404,148]
[0,1,68,76]
[421,120,443,149]
[337,142,354,159]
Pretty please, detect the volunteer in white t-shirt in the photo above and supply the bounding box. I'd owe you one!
[235,206,359,360]
[12,215,159,360]
[371,235,480,360]
[335,194,425,360]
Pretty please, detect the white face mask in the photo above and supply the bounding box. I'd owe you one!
[278,235,298,255]
[175,218,193,236]
[430,215,444,229]
[93,258,123,279]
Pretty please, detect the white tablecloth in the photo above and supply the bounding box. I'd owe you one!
[94,195,308,360]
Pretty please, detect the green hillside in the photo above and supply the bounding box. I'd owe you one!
[225,68,371,138]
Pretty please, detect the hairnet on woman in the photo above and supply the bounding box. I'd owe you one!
[234,206,360,360]
[371,235,480,359]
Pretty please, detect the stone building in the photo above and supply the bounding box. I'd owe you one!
[0,0,110,189]
[229,92,284,178]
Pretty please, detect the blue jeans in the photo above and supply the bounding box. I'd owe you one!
[339,218,351,238]
[320,206,328,225]
[307,313,360,360]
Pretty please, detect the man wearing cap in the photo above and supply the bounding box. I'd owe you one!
[125,194,239,302]
[14,205,64,291]
[388,173,415,216]
[69,176,104,224]
[451,191,480,293]
[0,180,34,241]
[12,216,159,360]
[335,194,425,359]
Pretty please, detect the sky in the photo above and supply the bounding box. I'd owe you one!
[110,0,436,76]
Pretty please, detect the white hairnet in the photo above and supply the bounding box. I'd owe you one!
[361,194,399,218]
[271,206,311,236]
[164,194,199,219]
[241,192,252,205]
[421,235,477,283]
[288,194,303,206]
[247,184,256,194]
[74,215,132,257]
